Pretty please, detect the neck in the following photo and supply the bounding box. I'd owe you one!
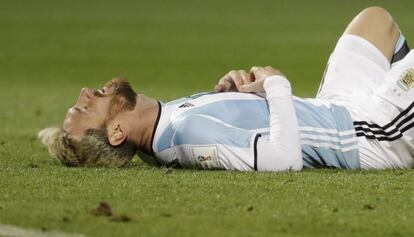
[122,95,160,155]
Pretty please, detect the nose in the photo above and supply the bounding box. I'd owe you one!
[81,87,97,99]
[81,87,91,98]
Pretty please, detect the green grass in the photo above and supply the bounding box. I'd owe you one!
[1,0,414,236]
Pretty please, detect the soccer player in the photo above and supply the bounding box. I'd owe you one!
[39,7,414,171]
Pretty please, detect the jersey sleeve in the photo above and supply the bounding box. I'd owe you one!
[255,76,303,171]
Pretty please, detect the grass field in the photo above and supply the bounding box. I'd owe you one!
[1,0,414,236]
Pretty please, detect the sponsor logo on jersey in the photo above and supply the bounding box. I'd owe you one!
[178,102,194,108]
[398,68,414,91]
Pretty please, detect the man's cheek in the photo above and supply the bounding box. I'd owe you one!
[107,102,123,121]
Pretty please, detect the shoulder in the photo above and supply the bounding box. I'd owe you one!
[172,114,220,144]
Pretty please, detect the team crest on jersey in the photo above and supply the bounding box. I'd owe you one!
[189,145,221,169]
[398,68,414,91]
[197,155,212,162]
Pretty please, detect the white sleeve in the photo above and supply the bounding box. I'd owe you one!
[255,75,303,171]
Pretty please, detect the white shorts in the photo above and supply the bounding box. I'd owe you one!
[317,34,414,169]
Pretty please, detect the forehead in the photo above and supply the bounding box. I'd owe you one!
[63,109,88,139]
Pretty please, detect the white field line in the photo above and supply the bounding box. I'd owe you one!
[0,224,87,237]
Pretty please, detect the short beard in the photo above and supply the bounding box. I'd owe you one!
[105,78,137,121]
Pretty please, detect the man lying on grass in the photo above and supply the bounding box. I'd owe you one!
[39,7,414,171]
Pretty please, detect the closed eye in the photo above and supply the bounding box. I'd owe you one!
[98,88,106,96]
[93,89,105,97]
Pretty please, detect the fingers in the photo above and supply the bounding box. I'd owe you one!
[214,83,226,92]
[239,80,264,93]
[249,66,262,81]
[250,65,282,82]
[239,70,251,85]
[214,76,234,92]
[214,70,251,92]
[215,66,282,92]
[228,70,243,91]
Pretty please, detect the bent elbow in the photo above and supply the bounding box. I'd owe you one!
[289,151,303,171]
[256,141,303,172]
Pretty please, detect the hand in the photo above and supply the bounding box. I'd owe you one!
[239,66,284,93]
[214,66,284,93]
[214,70,254,92]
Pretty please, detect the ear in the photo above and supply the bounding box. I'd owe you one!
[108,124,127,146]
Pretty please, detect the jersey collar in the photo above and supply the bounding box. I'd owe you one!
[149,100,162,156]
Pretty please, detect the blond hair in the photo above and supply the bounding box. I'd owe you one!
[38,127,136,167]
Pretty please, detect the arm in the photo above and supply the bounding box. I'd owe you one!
[214,66,302,171]
[255,75,302,171]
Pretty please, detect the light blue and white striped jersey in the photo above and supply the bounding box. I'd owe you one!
[147,92,360,170]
